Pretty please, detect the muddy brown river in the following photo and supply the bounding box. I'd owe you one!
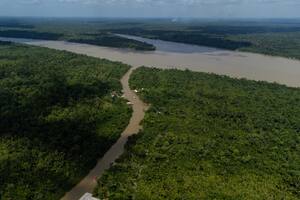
[61,68,148,200]
[1,36,300,199]
[1,36,300,87]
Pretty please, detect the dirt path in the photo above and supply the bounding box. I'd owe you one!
[61,67,148,200]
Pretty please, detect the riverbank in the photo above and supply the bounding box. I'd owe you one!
[0,43,132,200]
[1,36,300,88]
[95,67,300,199]
[61,67,148,200]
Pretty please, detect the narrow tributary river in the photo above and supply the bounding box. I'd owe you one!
[61,67,148,200]
[1,35,300,199]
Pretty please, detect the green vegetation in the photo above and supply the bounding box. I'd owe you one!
[96,67,300,199]
[108,24,300,58]
[109,28,252,50]
[0,29,155,51]
[68,33,155,51]
[232,32,300,59]
[0,43,131,200]
[0,18,156,51]
[0,18,34,29]
[0,30,63,40]
[96,18,300,58]
[2,18,300,58]
[0,41,11,45]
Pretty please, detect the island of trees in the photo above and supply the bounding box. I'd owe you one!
[68,32,155,51]
[0,29,156,51]
[1,18,300,59]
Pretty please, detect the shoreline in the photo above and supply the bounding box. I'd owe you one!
[61,67,149,200]
[0,36,299,61]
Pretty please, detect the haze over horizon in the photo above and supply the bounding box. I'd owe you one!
[1,0,300,18]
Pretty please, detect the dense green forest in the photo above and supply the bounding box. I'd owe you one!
[232,32,300,59]
[96,67,300,199]
[97,19,300,59]
[0,29,155,51]
[0,41,11,45]
[0,43,131,200]
[0,30,63,40]
[0,23,34,29]
[108,28,252,50]
[0,20,156,51]
[108,26,300,59]
[1,18,300,58]
[68,33,155,51]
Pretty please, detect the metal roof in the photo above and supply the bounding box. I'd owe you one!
[79,193,99,200]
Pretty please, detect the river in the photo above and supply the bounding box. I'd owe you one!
[1,35,300,199]
[1,36,300,87]
[61,68,148,200]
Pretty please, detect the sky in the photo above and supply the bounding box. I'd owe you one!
[1,0,300,18]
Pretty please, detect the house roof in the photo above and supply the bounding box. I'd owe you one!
[79,193,99,200]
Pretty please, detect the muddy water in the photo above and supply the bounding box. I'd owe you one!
[1,36,300,199]
[61,68,148,200]
[1,36,299,87]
